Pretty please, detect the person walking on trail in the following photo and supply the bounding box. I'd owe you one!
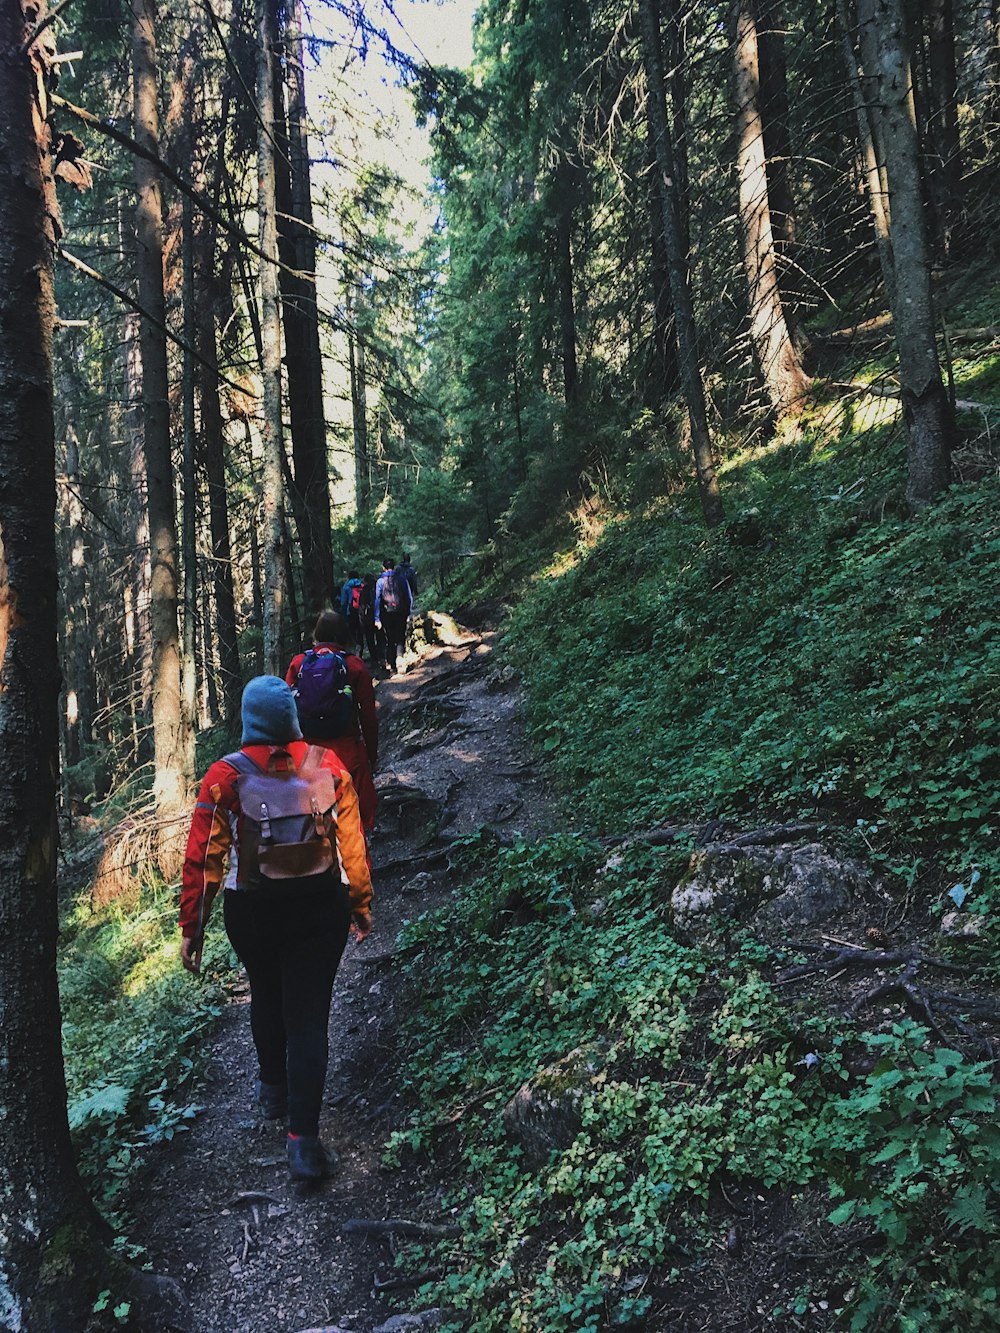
[357,572,379,665]
[179,676,372,1184]
[339,571,364,653]
[285,610,379,838]
[398,553,418,601]
[375,557,410,674]
[398,553,419,653]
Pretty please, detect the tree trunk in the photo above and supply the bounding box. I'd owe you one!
[0,7,146,1324]
[59,423,92,768]
[638,0,725,527]
[923,0,962,254]
[555,157,578,407]
[132,0,192,870]
[754,0,795,254]
[192,82,241,725]
[732,0,810,421]
[347,283,370,519]
[256,0,289,672]
[286,0,333,593]
[835,0,896,302]
[858,0,954,505]
[181,160,198,752]
[644,125,680,400]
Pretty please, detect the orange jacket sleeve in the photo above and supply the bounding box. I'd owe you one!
[179,760,238,941]
[328,759,373,915]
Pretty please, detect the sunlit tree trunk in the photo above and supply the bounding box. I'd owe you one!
[638,0,725,527]
[256,0,289,671]
[732,0,810,421]
[858,0,954,505]
[133,0,193,869]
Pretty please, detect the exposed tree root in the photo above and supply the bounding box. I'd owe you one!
[778,942,999,1045]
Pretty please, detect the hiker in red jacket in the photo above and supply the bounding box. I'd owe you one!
[179,675,373,1183]
[285,610,378,834]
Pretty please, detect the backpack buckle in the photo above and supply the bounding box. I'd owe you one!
[259,801,273,841]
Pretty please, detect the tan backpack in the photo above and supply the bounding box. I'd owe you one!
[223,746,340,888]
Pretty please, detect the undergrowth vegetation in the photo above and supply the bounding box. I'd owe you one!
[510,417,1000,896]
[389,390,1000,1327]
[389,839,1000,1330]
[60,878,229,1213]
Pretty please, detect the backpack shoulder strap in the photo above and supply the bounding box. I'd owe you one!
[221,750,263,775]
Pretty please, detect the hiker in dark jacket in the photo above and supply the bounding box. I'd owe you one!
[357,573,379,664]
[285,610,378,836]
[179,676,372,1184]
[398,553,418,599]
[374,558,411,674]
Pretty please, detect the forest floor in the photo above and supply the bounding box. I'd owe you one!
[127,624,556,1333]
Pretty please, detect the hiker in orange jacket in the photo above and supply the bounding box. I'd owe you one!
[285,610,378,834]
[179,675,372,1183]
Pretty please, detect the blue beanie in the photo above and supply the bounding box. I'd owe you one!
[241,676,303,746]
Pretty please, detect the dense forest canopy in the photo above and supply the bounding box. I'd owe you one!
[2,0,1000,1325]
[35,0,999,831]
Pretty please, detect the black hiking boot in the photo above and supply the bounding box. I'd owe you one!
[287,1134,335,1182]
[255,1078,288,1120]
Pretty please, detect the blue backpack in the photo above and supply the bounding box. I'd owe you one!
[293,649,354,738]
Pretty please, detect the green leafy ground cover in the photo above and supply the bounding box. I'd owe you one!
[388,839,1000,1330]
[60,878,228,1213]
[387,410,1000,1327]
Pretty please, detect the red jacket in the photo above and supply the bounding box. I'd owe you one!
[179,741,373,942]
[286,643,378,766]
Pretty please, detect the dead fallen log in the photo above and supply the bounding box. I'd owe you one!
[343,1218,463,1240]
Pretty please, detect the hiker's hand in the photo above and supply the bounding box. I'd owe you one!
[181,936,202,975]
[374,619,381,631]
[351,910,372,942]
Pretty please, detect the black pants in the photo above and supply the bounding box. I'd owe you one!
[381,609,407,670]
[224,881,352,1136]
[359,614,379,663]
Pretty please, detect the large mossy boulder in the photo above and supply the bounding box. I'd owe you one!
[671,839,873,944]
[502,1045,604,1170]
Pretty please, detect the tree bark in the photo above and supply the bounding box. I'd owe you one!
[256,0,289,672]
[59,423,92,768]
[923,0,962,255]
[732,0,810,421]
[835,0,896,302]
[0,6,126,1324]
[347,282,370,519]
[638,0,725,527]
[858,0,954,505]
[181,158,198,754]
[191,74,241,726]
[132,0,193,870]
[555,156,579,407]
[285,0,333,603]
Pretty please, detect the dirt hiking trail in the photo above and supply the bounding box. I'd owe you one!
[128,627,555,1333]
